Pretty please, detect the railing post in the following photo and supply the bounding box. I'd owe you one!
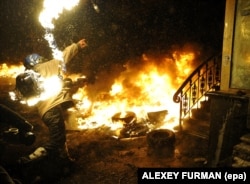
[172,53,222,132]
[179,92,183,131]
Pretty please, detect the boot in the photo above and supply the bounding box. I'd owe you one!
[58,143,75,163]
[55,144,75,175]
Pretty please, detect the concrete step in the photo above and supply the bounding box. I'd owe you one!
[232,134,250,167]
[191,108,210,121]
[233,142,250,161]
[200,100,211,112]
[232,156,250,167]
[182,100,211,139]
[240,133,250,144]
[182,118,210,140]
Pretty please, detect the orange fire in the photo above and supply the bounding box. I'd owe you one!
[70,50,198,132]
[1,48,199,134]
[0,63,24,78]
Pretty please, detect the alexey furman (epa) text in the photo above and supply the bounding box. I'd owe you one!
[142,171,222,180]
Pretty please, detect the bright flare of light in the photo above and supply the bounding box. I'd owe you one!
[25,76,63,106]
[41,76,63,98]
[39,0,80,60]
[39,0,80,29]
[10,76,63,106]
[110,83,123,96]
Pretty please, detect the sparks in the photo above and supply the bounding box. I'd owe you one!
[91,0,100,13]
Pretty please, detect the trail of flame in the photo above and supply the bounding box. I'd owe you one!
[8,1,80,106]
[12,0,81,106]
[39,0,80,60]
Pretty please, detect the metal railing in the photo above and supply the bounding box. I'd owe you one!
[173,53,222,131]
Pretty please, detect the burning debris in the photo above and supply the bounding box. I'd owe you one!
[110,110,170,138]
[111,111,147,138]
[3,43,203,138]
[147,110,168,127]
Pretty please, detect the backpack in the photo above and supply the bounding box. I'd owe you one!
[15,70,44,99]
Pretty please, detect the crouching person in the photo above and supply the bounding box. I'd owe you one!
[15,39,87,165]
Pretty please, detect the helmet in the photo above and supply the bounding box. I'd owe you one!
[24,53,43,69]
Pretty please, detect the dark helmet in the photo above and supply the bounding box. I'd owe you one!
[24,53,43,69]
[15,71,43,98]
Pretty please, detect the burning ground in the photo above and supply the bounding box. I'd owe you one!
[0,47,209,183]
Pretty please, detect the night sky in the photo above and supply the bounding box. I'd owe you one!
[0,0,226,75]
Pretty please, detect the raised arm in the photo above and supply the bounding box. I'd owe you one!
[63,39,87,64]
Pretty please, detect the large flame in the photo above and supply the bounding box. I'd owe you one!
[39,0,80,29]
[3,47,199,133]
[71,50,198,131]
[39,0,80,60]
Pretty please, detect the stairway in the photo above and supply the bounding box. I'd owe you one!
[172,53,221,140]
[182,99,211,140]
[232,133,250,167]
[172,53,250,167]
